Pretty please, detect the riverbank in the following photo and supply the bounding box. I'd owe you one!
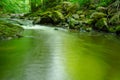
[0,20,24,40]
[24,1,120,35]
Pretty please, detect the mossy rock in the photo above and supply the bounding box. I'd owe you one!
[66,3,79,14]
[39,11,53,24]
[80,26,92,32]
[38,10,65,24]
[40,16,54,24]
[115,26,120,35]
[52,11,65,24]
[33,17,41,24]
[109,11,120,25]
[90,12,107,20]
[53,5,63,11]
[89,4,96,10]
[83,10,96,18]
[83,19,93,25]
[108,26,116,33]
[72,14,79,20]
[79,15,85,19]
[60,1,79,15]
[96,6,107,13]
[61,1,73,11]
[0,20,23,40]
[94,18,108,31]
[76,11,83,15]
[68,17,80,29]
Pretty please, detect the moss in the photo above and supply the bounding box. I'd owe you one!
[90,12,107,20]
[0,20,24,40]
[52,10,65,23]
[94,18,108,31]
[96,6,107,13]
[109,11,120,25]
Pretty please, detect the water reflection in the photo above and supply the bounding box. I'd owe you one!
[0,26,120,80]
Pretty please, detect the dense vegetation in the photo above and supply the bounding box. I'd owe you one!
[0,0,120,40]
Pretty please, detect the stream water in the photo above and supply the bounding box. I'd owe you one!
[0,25,120,80]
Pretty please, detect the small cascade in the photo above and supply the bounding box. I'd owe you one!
[22,25,52,29]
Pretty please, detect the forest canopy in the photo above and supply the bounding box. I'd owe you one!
[0,0,115,13]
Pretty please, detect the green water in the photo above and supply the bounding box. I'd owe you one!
[0,25,120,80]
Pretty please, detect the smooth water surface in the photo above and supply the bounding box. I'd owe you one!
[0,25,120,80]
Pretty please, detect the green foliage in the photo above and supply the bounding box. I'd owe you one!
[0,0,30,13]
[0,0,115,13]
[69,0,90,7]
[69,0,114,7]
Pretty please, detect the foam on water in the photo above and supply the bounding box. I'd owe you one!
[22,25,53,29]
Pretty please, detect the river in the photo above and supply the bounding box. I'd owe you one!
[0,25,120,80]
